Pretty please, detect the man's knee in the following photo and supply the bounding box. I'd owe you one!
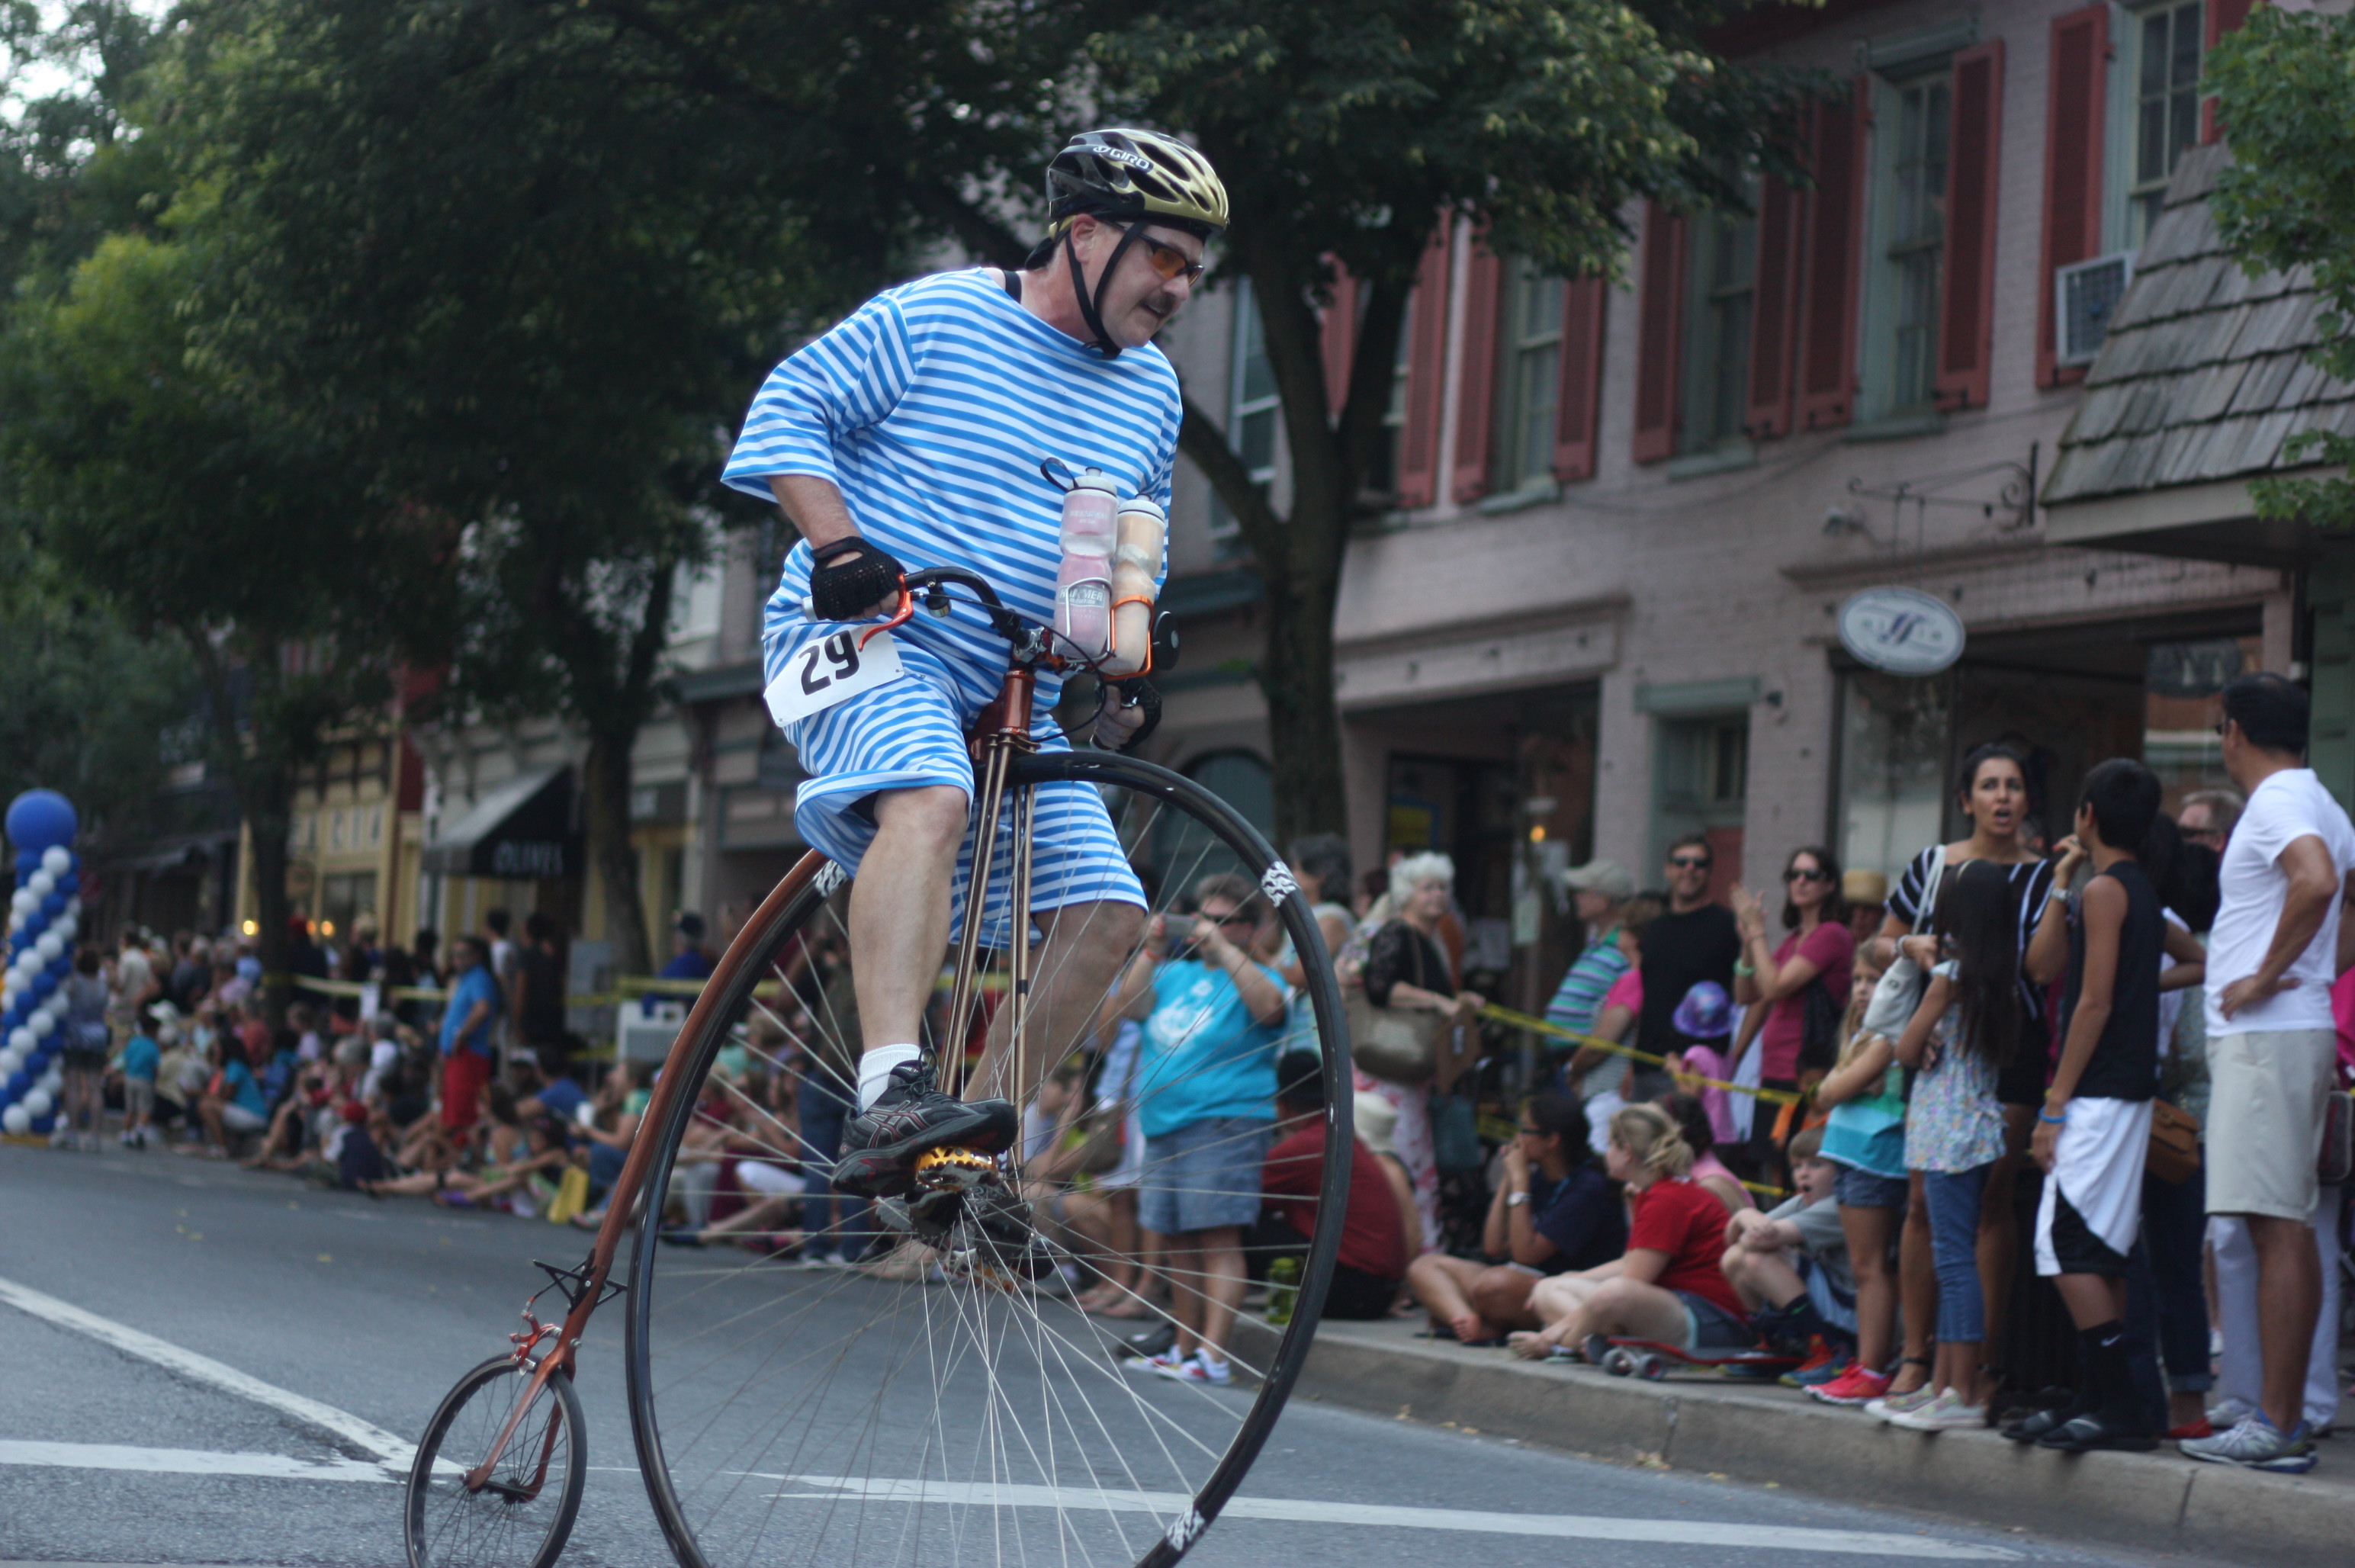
[871,786,969,853]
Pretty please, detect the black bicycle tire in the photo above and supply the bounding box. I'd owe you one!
[622,747,1353,1568]
[404,1354,588,1568]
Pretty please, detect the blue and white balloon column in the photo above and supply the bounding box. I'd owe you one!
[1,790,81,1137]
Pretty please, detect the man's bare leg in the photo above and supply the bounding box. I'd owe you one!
[970,898,1144,1107]
[847,785,968,1065]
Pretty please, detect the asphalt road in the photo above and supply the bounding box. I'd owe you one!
[0,1144,2239,1568]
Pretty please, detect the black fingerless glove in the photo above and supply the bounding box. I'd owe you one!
[808,535,905,621]
[1108,677,1161,754]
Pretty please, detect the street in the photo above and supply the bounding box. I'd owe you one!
[0,1145,2233,1568]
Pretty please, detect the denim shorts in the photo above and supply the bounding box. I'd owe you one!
[1139,1116,1272,1235]
[1675,1290,1755,1352]
[1834,1165,1908,1210]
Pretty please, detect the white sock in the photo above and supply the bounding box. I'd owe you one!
[856,1044,923,1110]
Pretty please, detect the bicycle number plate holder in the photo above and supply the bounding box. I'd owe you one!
[764,628,905,727]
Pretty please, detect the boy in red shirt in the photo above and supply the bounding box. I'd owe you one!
[1256,1052,1410,1320]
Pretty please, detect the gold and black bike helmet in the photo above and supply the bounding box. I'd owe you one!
[1031,128,1227,357]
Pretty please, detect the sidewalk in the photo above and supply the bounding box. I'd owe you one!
[1236,1314,2350,1563]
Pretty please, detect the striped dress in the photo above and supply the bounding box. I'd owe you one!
[722,269,1179,940]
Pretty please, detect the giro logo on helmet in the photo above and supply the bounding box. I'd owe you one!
[1090,146,1155,172]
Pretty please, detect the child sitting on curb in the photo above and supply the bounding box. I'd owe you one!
[1717,1124,1856,1377]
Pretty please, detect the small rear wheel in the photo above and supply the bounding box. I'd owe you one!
[404,1354,586,1568]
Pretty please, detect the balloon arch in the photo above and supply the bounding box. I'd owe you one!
[1,790,82,1137]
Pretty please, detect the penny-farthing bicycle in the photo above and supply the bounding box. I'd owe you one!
[403,564,1352,1568]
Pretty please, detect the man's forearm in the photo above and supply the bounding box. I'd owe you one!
[769,476,860,548]
[2254,880,2334,987]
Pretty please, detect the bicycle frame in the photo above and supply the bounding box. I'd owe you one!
[461,587,1052,1492]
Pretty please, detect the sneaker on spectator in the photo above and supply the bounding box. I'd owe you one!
[1779,1338,1846,1388]
[1808,1365,1889,1407]
[1868,1383,1941,1422]
[2180,1415,2318,1472]
[1885,1389,1987,1431]
[1155,1351,1232,1386]
[2206,1396,2258,1428]
[1125,1351,1184,1377]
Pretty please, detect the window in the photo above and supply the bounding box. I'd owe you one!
[1489,259,1564,490]
[2128,0,2204,247]
[1651,715,1749,894]
[1213,279,1279,541]
[1680,198,1756,452]
[1881,72,1951,414]
[1366,290,1412,495]
[1836,670,1952,882]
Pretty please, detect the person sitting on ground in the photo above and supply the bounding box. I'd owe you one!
[194,1033,271,1155]
[1508,1103,1749,1361]
[1353,1094,1421,1288]
[1717,1124,1856,1374]
[1256,1051,1414,1322]
[1408,1090,1624,1344]
[568,1060,649,1229]
[512,1055,589,1126]
[1656,1086,1754,1216]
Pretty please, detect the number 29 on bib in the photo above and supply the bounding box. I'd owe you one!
[763,628,905,728]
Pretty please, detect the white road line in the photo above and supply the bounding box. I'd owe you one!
[0,1274,413,1470]
[762,1476,2020,1560]
[0,1441,389,1484]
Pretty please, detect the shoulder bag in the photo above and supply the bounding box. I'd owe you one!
[1859,849,1949,1039]
[2145,1098,2202,1185]
[1347,923,1444,1085]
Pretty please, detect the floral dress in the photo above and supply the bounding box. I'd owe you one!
[1902,967,2009,1174]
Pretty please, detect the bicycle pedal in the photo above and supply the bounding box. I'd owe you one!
[914,1146,1000,1193]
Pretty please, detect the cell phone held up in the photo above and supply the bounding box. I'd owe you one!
[1159,914,1197,948]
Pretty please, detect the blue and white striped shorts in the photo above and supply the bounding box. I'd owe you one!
[784,642,1144,947]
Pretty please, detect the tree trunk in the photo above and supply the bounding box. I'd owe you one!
[245,772,295,1030]
[1257,560,1348,844]
[581,727,651,976]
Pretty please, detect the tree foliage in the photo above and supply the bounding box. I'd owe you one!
[2208,6,2355,532]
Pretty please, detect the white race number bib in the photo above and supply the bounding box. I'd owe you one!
[763,628,905,728]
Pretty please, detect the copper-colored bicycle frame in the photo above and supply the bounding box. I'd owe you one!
[458,575,1061,1496]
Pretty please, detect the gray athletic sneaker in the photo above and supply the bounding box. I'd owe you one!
[2179,1415,2318,1473]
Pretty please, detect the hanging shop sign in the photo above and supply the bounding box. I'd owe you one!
[1837,586,1965,676]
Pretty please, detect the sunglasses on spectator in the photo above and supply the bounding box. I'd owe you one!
[1200,911,1257,927]
[1668,855,1712,869]
[1785,867,1832,883]
[1112,223,1206,284]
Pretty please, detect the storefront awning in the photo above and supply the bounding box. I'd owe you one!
[2042,143,2348,568]
[422,765,579,879]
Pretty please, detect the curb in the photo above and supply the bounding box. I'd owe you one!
[1236,1318,2347,1563]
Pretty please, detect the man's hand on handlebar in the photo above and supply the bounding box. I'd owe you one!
[1095,677,1160,753]
[808,535,905,621]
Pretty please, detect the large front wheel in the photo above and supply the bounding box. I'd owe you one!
[624,749,1353,1568]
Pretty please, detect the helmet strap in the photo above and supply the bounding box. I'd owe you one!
[1065,223,1143,359]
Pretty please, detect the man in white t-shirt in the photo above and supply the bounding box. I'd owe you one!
[2182,673,2355,1473]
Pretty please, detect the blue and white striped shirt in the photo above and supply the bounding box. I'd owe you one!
[724,268,1180,715]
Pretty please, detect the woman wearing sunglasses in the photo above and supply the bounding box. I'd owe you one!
[1729,846,1854,1097]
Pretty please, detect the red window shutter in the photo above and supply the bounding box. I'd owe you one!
[1451,244,1503,503]
[1796,80,1867,432]
[1394,223,1453,509]
[1936,40,2003,411]
[2203,0,2254,143]
[1553,277,1608,482]
[1631,203,1685,463]
[2038,6,2108,390]
[1743,175,1802,439]
[1322,268,1358,421]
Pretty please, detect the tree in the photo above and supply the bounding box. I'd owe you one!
[2208,7,2355,533]
[154,0,881,972]
[429,0,1807,843]
[0,229,431,1013]
[1088,0,1809,840]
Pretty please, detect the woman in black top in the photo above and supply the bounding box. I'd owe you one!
[1871,742,2055,1398]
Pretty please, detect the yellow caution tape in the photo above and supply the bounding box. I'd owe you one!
[1476,1003,1805,1107]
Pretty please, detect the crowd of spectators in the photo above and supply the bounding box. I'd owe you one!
[1381,672,2354,1476]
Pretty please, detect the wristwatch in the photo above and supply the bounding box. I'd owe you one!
[1506,1190,1530,1207]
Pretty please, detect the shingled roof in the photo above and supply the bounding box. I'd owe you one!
[2042,142,2355,506]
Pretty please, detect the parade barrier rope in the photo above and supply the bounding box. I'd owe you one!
[1476,1002,1806,1106]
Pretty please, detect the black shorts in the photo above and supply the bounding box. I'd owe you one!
[2045,1187,2131,1277]
[1997,1022,2050,1108]
[1322,1264,1402,1321]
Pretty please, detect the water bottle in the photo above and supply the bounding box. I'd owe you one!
[1055,470,1119,658]
[1264,1255,1301,1326]
[1102,497,1165,678]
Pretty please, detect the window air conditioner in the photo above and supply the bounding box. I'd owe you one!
[2055,252,2135,367]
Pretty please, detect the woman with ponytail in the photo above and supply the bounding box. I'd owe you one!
[1509,1103,1752,1360]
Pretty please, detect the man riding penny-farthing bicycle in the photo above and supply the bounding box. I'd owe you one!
[402,130,1357,1568]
